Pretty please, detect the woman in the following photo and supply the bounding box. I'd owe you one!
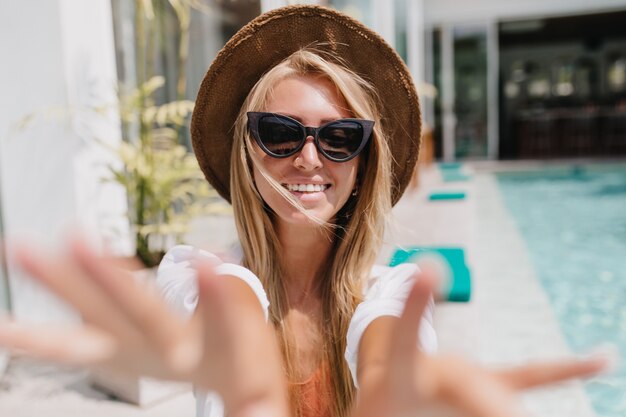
[0,5,609,417]
[160,45,437,417]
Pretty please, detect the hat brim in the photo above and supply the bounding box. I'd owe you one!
[191,4,421,206]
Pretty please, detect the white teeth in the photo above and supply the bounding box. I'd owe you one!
[285,184,328,192]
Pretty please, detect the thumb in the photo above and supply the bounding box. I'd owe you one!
[391,268,437,357]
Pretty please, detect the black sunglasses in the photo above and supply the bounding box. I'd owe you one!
[247,112,374,162]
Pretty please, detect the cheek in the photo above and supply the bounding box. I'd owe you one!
[251,160,282,206]
[342,160,360,190]
[331,165,359,203]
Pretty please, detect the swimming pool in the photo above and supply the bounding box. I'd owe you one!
[496,164,626,417]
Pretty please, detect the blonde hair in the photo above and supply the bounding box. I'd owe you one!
[230,49,393,417]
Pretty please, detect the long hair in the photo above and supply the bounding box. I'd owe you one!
[230,49,393,417]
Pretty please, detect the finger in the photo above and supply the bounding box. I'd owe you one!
[195,262,268,356]
[69,237,197,371]
[446,371,530,417]
[194,262,255,382]
[495,357,609,390]
[391,270,437,356]
[0,319,116,366]
[11,242,139,340]
[194,265,232,387]
[101,255,145,272]
[195,261,228,342]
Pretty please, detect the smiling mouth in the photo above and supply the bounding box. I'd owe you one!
[283,184,330,193]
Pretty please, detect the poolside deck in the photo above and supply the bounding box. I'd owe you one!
[0,163,599,416]
[388,164,597,417]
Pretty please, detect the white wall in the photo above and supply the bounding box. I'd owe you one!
[0,0,128,323]
[424,0,626,25]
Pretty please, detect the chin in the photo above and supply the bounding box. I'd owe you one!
[277,206,335,228]
[289,211,332,226]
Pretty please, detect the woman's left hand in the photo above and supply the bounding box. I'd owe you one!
[352,272,609,417]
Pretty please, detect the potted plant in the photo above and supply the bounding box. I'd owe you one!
[106,75,229,269]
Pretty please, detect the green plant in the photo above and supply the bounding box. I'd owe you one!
[108,75,229,267]
[111,0,229,267]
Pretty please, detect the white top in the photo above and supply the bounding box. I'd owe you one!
[157,245,437,417]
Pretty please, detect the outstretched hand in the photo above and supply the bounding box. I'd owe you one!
[0,239,609,417]
[0,238,288,417]
[352,270,609,417]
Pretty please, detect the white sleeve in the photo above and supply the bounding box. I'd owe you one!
[345,263,437,387]
[156,245,270,417]
[156,245,269,320]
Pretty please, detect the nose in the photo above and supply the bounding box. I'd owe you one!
[294,136,322,170]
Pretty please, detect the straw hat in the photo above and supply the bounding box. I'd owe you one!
[191,4,421,205]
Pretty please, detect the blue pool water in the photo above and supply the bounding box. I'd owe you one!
[497,164,626,417]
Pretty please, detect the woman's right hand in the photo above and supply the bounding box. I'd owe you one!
[0,237,289,417]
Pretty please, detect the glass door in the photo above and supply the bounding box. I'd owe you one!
[453,26,488,159]
[430,22,497,160]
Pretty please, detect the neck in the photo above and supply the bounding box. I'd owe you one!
[276,220,334,307]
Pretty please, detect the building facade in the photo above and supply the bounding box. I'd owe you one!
[1,0,625,335]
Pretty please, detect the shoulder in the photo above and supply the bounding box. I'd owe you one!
[361,263,434,332]
[158,244,243,270]
[351,263,422,322]
[158,245,222,271]
[156,245,269,320]
[363,263,420,300]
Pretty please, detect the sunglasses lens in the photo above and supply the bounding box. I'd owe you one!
[258,115,303,156]
[318,121,364,161]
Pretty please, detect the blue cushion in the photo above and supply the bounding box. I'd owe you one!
[428,192,466,201]
[389,247,471,302]
[438,162,463,170]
